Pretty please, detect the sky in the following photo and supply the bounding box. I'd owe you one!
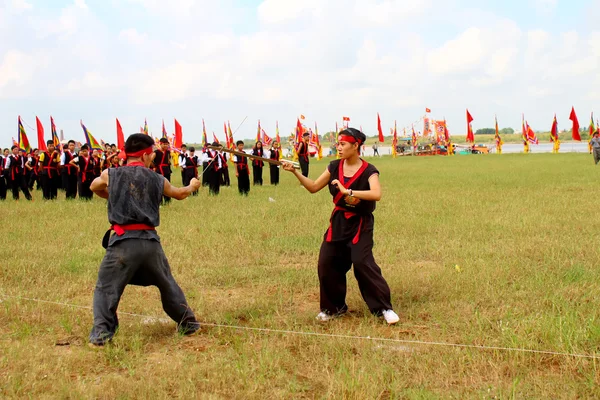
[1,0,599,146]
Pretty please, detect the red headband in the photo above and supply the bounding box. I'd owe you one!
[126,146,153,158]
[338,135,360,144]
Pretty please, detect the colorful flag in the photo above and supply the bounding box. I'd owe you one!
[590,113,595,137]
[212,132,220,145]
[466,109,474,143]
[262,129,272,146]
[550,114,559,142]
[80,120,102,150]
[116,118,125,151]
[143,119,149,135]
[227,121,235,151]
[526,122,539,144]
[424,116,431,137]
[174,119,183,149]
[494,115,503,147]
[411,124,417,152]
[256,120,262,143]
[392,120,398,158]
[202,119,208,145]
[50,116,60,149]
[377,113,384,142]
[315,122,322,160]
[36,116,47,152]
[522,114,527,142]
[162,120,168,139]
[570,107,581,141]
[18,116,32,153]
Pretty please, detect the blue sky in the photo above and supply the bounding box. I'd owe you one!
[1,0,599,147]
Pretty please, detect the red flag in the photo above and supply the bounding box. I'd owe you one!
[256,120,262,143]
[377,113,384,142]
[296,118,303,143]
[569,107,580,141]
[466,109,474,143]
[425,108,431,113]
[342,116,350,121]
[174,119,183,149]
[224,122,230,148]
[116,118,125,151]
[262,129,272,146]
[550,114,558,142]
[212,132,220,145]
[36,116,47,152]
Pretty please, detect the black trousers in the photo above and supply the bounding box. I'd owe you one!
[269,165,279,185]
[89,239,198,345]
[64,173,78,199]
[0,175,6,200]
[237,170,250,195]
[182,169,198,196]
[202,162,209,186]
[10,175,32,201]
[78,177,93,200]
[207,168,221,195]
[299,158,309,178]
[252,165,263,185]
[221,167,230,187]
[317,231,392,316]
[162,174,171,204]
[28,172,40,190]
[41,174,58,200]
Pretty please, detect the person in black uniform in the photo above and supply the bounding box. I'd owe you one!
[234,140,250,196]
[179,144,188,184]
[62,140,78,199]
[251,141,264,185]
[39,140,60,200]
[205,142,222,196]
[269,142,281,185]
[180,146,199,196]
[282,128,399,325]
[297,132,310,177]
[26,149,40,191]
[88,133,202,346]
[219,150,230,187]
[5,145,32,201]
[154,138,172,204]
[71,144,95,200]
[201,144,209,187]
[0,152,5,200]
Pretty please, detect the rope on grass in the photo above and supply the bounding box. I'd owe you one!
[2,292,599,360]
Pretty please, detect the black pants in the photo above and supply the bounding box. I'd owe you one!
[28,172,40,190]
[594,148,600,164]
[269,165,280,185]
[78,177,93,200]
[162,174,171,204]
[221,167,230,187]
[64,173,78,199]
[252,165,263,185]
[317,231,392,316]
[207,168,221,195]
[0,175,6,200]
[10,175,32,200]
[41,174,58,200]
[89,239,198,345]
[237,170,250,195]
[183,169,198,196]
[299,158,309,178]
[202,162,209,186]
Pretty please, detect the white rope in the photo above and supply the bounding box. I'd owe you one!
[1,292,599,360]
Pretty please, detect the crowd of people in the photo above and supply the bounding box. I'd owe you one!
[0,137,294,201]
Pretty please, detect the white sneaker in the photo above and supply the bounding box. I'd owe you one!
[382,310,400,325]
[315,312,335,322]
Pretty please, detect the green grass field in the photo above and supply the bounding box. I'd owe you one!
[2,153,600,399]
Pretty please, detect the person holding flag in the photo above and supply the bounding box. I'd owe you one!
[281,127,399,325]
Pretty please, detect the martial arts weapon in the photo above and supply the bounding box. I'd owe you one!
[198,116,249,175]
[206,145,301,169]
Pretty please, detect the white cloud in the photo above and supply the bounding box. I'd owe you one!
[427,28,484,75]
[118,28,147,45]
[531,0,558,14]
[8,0,32,13]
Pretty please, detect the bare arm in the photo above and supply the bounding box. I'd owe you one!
[283,163,330,194]
[163,177,202,200]
[331,173,382,201]
[90,169,109,199]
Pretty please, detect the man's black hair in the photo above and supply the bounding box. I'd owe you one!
[68,140,75,145]
[125,133,155,154]
[46,140,53,145]
[189,146,195,152]
[181,144,187,148]
[159,138,169,144]
[236,140,244,146]
[81,144,89,151]
[11,145,18,150]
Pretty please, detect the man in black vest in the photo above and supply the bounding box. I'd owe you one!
[61,140,78,199]
[0,152,5,200]
[297,132,310,177]
[89,134,202,346]
[5,145,32,201]
[234,140,250,195]
[154,138,172,204]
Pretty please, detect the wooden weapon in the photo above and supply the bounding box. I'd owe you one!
[207,145,300,169]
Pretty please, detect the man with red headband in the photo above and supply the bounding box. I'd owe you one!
[282,128,399,325]
[88,134,202,346]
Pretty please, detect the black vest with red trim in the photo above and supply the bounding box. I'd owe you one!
[251,147,264,167]
[40,151,59,177]
[298,141,309,162]
[184,155,199,177]
[64,151,77,175]
[30,155,39,175]
[219,153,227,168]
[269,149,280,161]
[7,155,23,180]
[0,156,4,177]
[325,159,379,243]
[154,150,171,176]
[235,151,249,173]
[92,156,101,176]
[78,155,96,183]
